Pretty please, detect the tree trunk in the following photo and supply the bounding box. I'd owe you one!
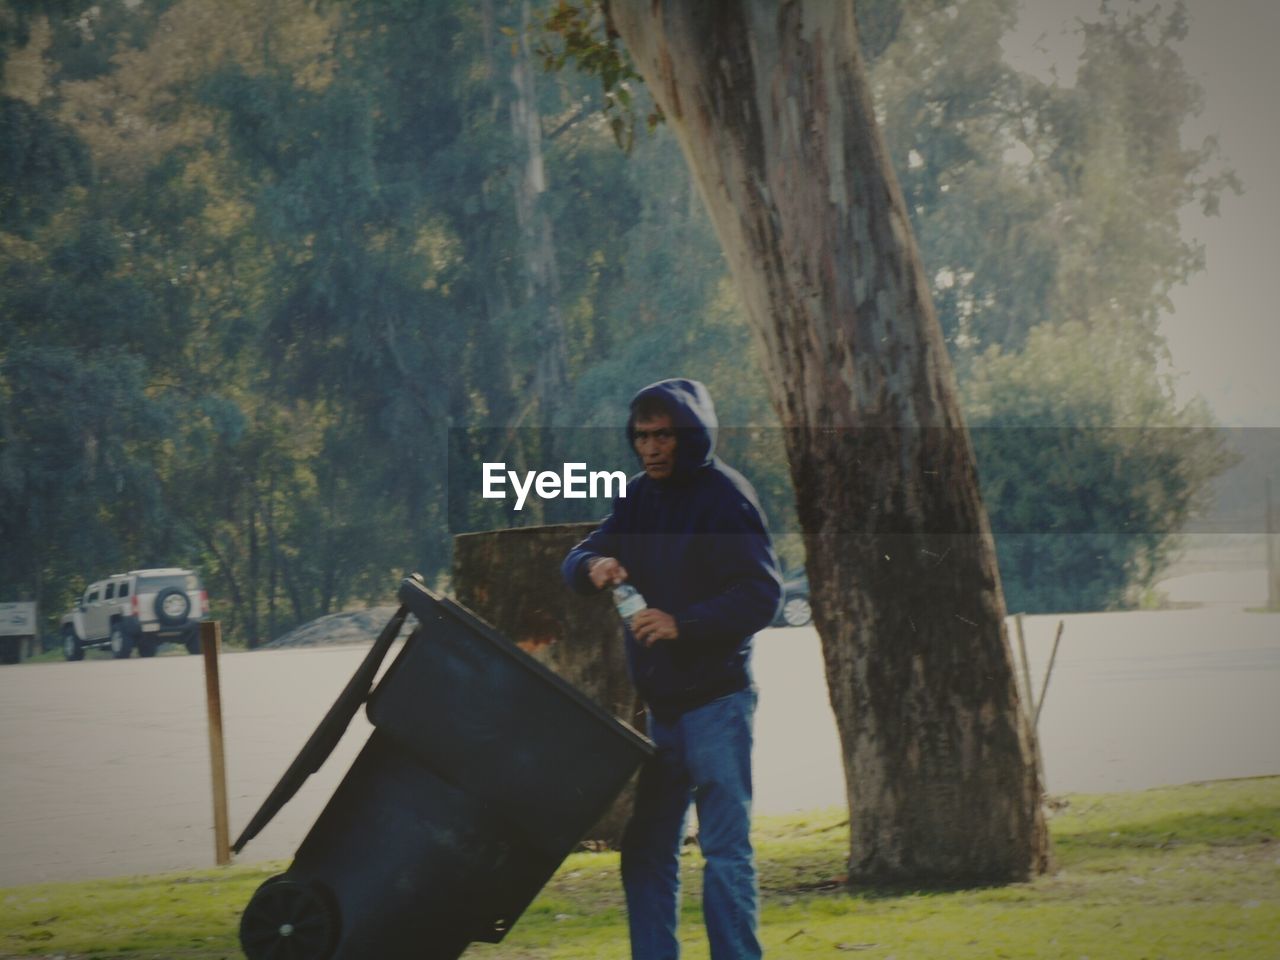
[198,529,248,644]
[453,523,642,847]
[510,0,569,420]
[247,484,260,649]
[606,0,1049,883]
[267,470,278,644]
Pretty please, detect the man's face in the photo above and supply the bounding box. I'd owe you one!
[633,413,677,481]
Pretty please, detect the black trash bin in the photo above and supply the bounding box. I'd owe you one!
[235,575,652,960]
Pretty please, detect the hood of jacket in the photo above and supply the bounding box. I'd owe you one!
[627,378,718,482]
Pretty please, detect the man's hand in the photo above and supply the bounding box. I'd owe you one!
[588,556,628,590]
[631,608,678,647]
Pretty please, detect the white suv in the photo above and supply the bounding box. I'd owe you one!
[61,568,209,660]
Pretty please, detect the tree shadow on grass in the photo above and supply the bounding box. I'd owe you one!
[761,802,1278,900]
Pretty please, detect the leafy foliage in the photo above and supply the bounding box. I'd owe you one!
[0,0,1241,642]
[537,0,661,150]
[0,95,89,229]
[964,322,1236,612]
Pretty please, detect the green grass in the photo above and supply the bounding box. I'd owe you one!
[6,644,63,664]
[19,642,215,664]
[3,778,1277,959]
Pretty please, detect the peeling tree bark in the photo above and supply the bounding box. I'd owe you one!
[606,0,1049,883]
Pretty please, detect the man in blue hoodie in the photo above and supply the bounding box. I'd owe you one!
[562,379,782,960]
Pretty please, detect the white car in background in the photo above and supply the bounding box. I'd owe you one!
[61,568,209,660]
[771,569,812,628]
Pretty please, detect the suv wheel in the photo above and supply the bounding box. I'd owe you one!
[63,627,85,661]
[1,637,20,665]
[155,586,192,625]
[781,594,812,627]
[184,630,201,655]
[109,621,134,659]
[137,637,158,658]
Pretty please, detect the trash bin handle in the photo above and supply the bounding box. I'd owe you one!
[232,602,411,854]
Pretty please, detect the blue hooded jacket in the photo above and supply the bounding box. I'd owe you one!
[561,379,782,720]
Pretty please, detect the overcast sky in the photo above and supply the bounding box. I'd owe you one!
[1002,0,1280,427]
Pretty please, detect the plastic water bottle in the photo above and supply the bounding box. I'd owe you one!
[612,583,647,625]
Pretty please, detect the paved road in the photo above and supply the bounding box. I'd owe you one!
[2,581,1277,886]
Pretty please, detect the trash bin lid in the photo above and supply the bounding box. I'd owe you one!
[393,577,651,750]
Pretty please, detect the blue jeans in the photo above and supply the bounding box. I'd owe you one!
[621,687,761,960]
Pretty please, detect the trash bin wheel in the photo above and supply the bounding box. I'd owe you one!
[240,875,339,960]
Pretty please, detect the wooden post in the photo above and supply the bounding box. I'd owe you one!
[1014,613,1050,795]
[1014,614,1034,722]
[1033,621,1064,730]
[453,523,642,848]
[201,621,231,866]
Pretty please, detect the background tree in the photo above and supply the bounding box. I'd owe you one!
[601,0,1048,883]
[964,321,1234,613]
